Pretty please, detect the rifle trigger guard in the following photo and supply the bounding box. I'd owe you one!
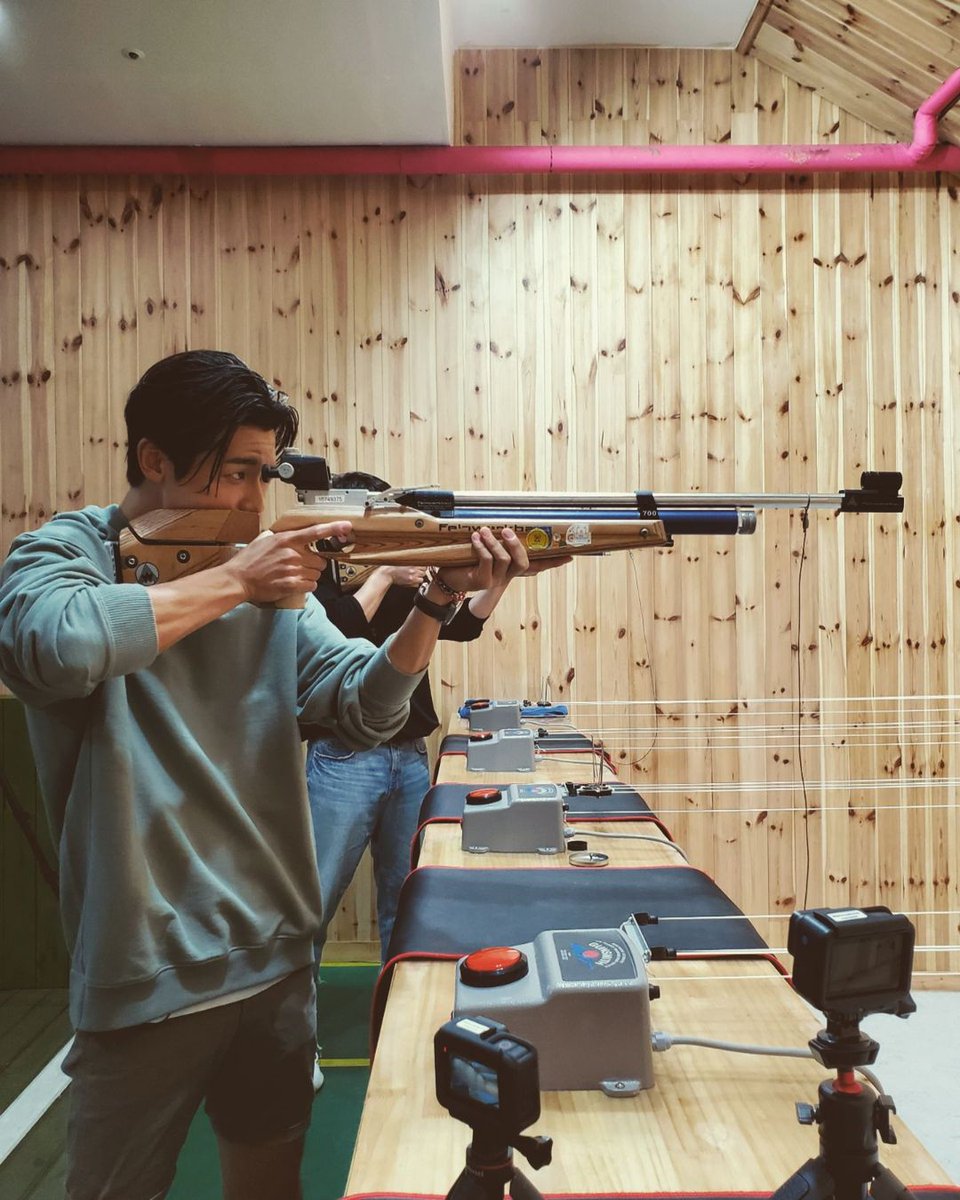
[313,535,354,555]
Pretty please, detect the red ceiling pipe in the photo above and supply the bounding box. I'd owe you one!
[2,73,959,178]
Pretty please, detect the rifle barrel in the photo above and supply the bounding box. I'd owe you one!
[422,490,856,509]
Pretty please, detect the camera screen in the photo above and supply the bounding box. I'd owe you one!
[828,933,905,998]
[449,1054,500,1107]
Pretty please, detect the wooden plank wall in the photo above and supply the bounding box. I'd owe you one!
[0,49,957,979]
[750,0,960,145]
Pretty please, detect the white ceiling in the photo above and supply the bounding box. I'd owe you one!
[0,0,758,146]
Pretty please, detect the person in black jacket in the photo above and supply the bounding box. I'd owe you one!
[302,471,566,980]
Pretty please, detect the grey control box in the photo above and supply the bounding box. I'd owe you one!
[461,782,566,854]
[466,700,523,732]
[454,918,657,1096]
[466,728,536,773]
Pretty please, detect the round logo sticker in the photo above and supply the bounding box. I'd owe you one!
[525,527,552,551]
[564,522,592,548]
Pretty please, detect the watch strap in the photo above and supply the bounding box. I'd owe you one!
[413,586,459,625]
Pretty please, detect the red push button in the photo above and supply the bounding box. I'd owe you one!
[465,788,502,806]
[469,699,491,710]
[459,946,529,988]
[469,732,493,741]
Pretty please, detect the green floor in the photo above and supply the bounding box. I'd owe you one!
[1,965,378,1200]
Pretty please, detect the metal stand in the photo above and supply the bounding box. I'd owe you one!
[445,1129,552,1200]
[771,1022,917,1200]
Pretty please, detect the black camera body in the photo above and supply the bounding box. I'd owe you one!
[435,1015,541,1139]
[788,906,916,1022]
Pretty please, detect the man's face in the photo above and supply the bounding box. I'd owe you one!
[156,426,278,513]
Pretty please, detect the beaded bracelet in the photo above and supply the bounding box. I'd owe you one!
[428,566,467,604]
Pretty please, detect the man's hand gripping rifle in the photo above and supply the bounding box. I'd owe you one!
[116,454,904,600]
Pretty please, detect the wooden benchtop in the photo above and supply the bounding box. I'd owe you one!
[347,714,951,1193]
[346,956,951,1193]
[419,821,686,869]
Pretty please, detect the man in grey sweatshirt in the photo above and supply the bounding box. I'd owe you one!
[0,350,529,1200]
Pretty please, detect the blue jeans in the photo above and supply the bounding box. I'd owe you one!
[306,735,430,963]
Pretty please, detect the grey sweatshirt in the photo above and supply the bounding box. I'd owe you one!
[0,505,423,1031]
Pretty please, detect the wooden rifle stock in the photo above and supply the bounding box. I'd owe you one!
[273,503,668,591]
[117,504,669,601]
[117,509,261,586]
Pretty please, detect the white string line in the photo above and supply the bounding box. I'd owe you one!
[557,728,960,741]
[634,910,960,922]
[645,970,960,982]
[623,781,960,795]
[558,722,960,737]
[558,716,960,728]
[638,916,960,926]
[560,732,960,745]
[535,729,960,746]
[640,945,960,957]
[566,706,960,716]
[633,802,957,816]
[546,781,956,797]
[564,694,960,707]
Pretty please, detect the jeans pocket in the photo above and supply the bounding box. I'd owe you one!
[309,737,356,766]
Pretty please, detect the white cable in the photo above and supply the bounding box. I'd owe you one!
[650,1031,884,1092]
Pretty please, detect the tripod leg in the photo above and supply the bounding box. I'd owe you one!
[446,1165,501,1200]
[509,1168,547,1200]
[870,1165,917,1200]
[770,1157,837,1200]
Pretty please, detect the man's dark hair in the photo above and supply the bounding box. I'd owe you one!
[332,470,391,492]
[124,350,300,489]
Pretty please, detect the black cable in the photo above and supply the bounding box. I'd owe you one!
[628,550,659,766]
[796,498,812,909]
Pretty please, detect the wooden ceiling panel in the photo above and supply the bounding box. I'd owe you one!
[748,0,960,144]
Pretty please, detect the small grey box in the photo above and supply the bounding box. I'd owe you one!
[466,727,536,772]
[466,700,523,731]
[454,918,656,1096]
[461,782,566,854]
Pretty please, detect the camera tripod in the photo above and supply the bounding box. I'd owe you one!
[445,1127,553,1200]
[771,1019,917,1200]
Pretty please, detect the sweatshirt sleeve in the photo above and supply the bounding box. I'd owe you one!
[0,519,160,708]
[295,596,425,749]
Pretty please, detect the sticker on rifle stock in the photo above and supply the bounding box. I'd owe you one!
[525,527,552,551]
[564,522,592,548]
[135,562,160,586]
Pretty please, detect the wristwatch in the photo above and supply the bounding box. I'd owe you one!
[413,578,460,625]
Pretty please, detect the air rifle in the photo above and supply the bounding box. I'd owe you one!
[116,453,904,598]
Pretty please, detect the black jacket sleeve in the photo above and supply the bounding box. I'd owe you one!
[440,602,488,643]
[312,570,372,640]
